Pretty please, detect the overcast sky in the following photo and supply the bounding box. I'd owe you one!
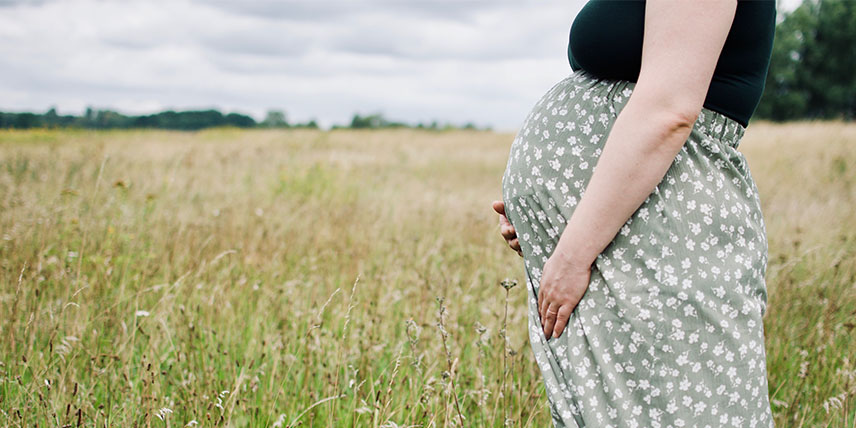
[0,0,801,131]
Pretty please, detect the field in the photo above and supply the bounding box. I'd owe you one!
[1,123,855,427]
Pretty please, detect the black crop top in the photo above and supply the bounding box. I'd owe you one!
[567,0,776,127]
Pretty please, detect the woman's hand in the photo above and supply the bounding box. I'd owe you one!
[493,198,592,338]
[538,251,592,340]
[492,200,523,257]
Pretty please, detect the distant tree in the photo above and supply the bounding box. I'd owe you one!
[13,113,39,129]
[756,0,856,120]
[288,119,318,129]
[350,113,382,129]
[261,110,289,128]
[302,119,318,129]
[225,112,256,128]
[95,110,132,129]
[348,113,416,129]
[44,107,59,127]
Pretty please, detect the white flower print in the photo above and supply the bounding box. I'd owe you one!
[501,71,772,428]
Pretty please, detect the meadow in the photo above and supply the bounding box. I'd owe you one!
[0,123,854,427]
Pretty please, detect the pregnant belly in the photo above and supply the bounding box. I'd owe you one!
[502,70,633,207]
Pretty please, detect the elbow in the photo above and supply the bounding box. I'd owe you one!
[621,97,701,152]
[669,101,701,126]
[628,81,704,132]
[660,107,699,136]
[649,94,701,131]
[643,100,701,139]
[647,108,699,153]
[627,84,703,137]
[636,103,699,136]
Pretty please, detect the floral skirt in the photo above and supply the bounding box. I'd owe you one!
[501,69,774,428]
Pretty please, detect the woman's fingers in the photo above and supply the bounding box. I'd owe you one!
[542,302,560,339]
[492,200,506,216]
[493,200,522,256]
[539,288,550,324]
[551,305,574,339]
[510,240,522,256]
[494,204,518,240]
[494,201,516,234]
[499,211,512,226]
[499,213,514,229]
[501,222,516,240]
[538,254,592,339]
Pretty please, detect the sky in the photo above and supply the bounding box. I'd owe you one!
[0,0,803,132]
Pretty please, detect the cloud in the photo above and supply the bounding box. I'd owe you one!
[0,0,585,130]
[192,0,491,23]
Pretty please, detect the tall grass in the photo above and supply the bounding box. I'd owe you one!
[0,123,853,426]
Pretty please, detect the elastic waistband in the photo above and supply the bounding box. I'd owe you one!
[696,108,746,147]
[572,69,746,148]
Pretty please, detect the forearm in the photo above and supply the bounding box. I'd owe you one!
[552,96,696,270]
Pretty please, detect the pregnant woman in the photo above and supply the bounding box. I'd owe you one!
[492,0,776,426]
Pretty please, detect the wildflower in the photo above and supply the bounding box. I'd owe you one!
[155,407,172,421]
[500,279,518,290]
[271,414,286,428]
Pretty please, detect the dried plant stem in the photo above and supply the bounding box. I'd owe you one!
[436,297,465,427]
[502,286,511,425]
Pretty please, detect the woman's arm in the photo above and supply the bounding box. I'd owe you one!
[539,0,738,340]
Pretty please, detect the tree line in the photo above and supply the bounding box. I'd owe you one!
[0,108,487,131]
[0,108,317,131]
[336,113,484,131]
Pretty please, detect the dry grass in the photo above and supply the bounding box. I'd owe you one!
[0,123,854,427]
